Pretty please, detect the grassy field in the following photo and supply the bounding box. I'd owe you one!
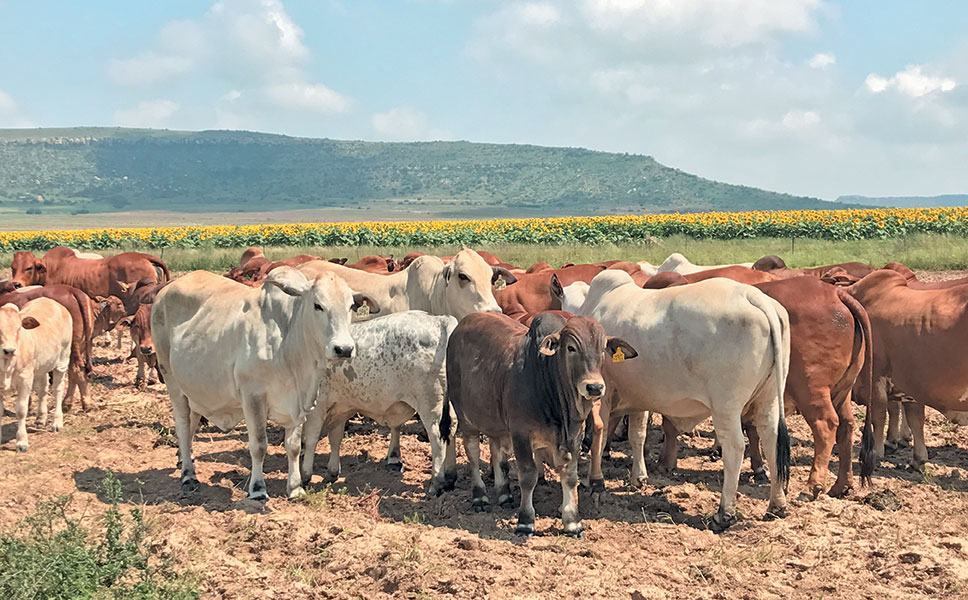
[1,234,965,273]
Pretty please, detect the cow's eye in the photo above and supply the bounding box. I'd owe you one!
[567,345,577,353]
[458,273,470,283]
[314,303,324,312]
[25,267,32,272]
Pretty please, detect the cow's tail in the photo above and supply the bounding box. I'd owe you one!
[836,288,876,485]
[749,291,791,490]
[71,287,95,377]
[439,391,453,445]
[149,256,171,283]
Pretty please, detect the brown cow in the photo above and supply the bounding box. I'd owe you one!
[496,264,606,314]
[0,282,96,411]
[396,251,424,270]
[120,305,161,391]
[525,262,553,273]
[840,269,968,477]
[11,247,170,298]
[751,255,875,281]
[638,273,872,498]
[345,255,396,274]
[440,311,636,537]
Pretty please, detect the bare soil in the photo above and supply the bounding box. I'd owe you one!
[2,271,968,599]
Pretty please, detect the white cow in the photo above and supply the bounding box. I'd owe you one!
[0,299,72,451]
[151,267,378,500]
[300,311,458,496]
[656,252,754,275]
[558,270,791,529]
[297,248,512,320]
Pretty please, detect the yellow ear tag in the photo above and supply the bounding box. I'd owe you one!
[612,347,626,363]
[356,304,370,319]
[494,277,507,290]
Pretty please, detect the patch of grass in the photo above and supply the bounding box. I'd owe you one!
[402,511,424,525]
[4,233,968,271]
[0,472,199,600]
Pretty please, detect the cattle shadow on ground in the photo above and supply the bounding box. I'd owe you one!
[73,466,237,511]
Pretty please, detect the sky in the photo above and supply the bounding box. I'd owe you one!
[1,0,966,200]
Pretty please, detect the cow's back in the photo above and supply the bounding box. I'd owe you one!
[20,298,72,372]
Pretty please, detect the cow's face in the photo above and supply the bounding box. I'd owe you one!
[0,305,39,377]
[265,268,380,360]
[125,305,155,357]
[93,296,127,333]
[539,316,638,413]
[10,252,45,288]
[441,249,517,319]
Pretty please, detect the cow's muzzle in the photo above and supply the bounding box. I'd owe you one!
[139,345,154,356]
[2,348,16,357]
[332,344,354,359]
[584,382,605,398]
[12,282,22,290]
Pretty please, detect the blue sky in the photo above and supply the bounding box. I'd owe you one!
[1,1,966,200]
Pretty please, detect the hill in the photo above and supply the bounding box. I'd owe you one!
[0,127,844,218]
[837,194,968,209]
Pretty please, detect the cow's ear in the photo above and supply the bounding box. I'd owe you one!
[606,337,638,361]
[491,266,517,287]
[21,316,41,330]
[442,263,453,282]
[538,333,560,356]
[352,293,381,315]
[119,316,135,328]
[118,281,130,294]
[34,261,46,274]
[550,274,564,302]
[264,267,311,296]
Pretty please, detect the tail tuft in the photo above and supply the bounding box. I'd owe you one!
[439,399,452,445]
[860,414,875,485]
[776,417,791,491]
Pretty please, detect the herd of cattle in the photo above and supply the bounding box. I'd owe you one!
[2,245,967,536]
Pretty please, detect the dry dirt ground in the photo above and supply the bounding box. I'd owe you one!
[2,271,968,599]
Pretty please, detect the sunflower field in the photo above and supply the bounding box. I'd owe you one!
[2,208,967,252]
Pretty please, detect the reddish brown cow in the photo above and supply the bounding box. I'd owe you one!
[840,269,968,476]
[0,282,96,410]
[880,262,968,289]
[496,264,606,314]
[397,251,424,270]
[643,274,872,498]
[120,305,161,391]
[679,265,777,286]
[752,255,875,280]
[525,262,553,273]
[11,247,170,298]
[345,255,396,274]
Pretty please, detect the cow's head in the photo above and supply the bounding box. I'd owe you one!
[93,296,127,334]
[533,314,637,412]
[642,271,688,289]
[752,255,787,272]
[0,280,22,293]
[819,267,861,287]
[10,252,46,288]
[122,305,155,356]
[440,249,517,319]
[0,303,40,373]
[264,267,379,360]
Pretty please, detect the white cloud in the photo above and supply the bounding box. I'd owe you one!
[866,65,956,97]
[109,0,350,118]
[371,107,451,141]
[808,52,835,69]
[781,109,821,130]
[114,100,179,127]
[0,89,16,114]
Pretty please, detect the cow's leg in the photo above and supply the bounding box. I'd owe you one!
[416,403,453,497]
[829,391,856,498]
[116,329,124,350]
[710,409,745,530]
[76,369,91,411]
[386,426,403,471]
[51,368,67,433]
[489,437,512,507]
[297,405,326,486]
[284,425,306,500]
[464,433,489,512]
[801,389,838,499]
[871,377,889,458]
[63,362,83,412]
[512,434,539,537]
[902,401,928,468]
[886,397,903,449]
[170,388,198,493]
[658,416,679,472]
[33,373,49,428]
[628,410,649,487]
[325,418,347,482]
[241,394,269,500]
[585,398,611,495]
[134,351,147,392]
[14,381,31,452]
[754,396,788,521]
[558,449,583,538]
[744,420,768,483]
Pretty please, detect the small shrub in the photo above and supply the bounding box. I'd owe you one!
[0,472,200,600]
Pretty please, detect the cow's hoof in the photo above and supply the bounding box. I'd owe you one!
[288,487,307,501]
[827,483,852,499]
[563,528,584,539]
[248,491,269,502]
[136,383,147,392]
[324,470,340,483]
[752,468,770,484]
[765,505,788,520]
[471,499,490,513]
[629,475,648,489]
[709,512,737,533]
[497,493,514,508]
[16,444,28,453]
[386,460,403,473]
[52,423,63,433]
[443,471,458,491]
[180,479,200,494]
[515,523,534,538]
